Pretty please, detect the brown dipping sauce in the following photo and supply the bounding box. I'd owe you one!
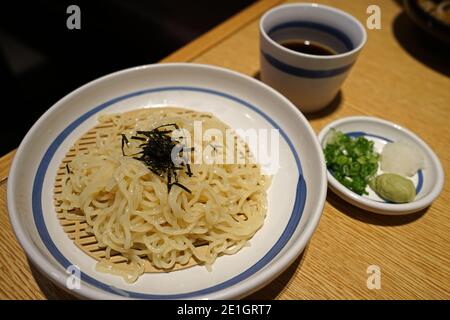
[279,40,337,56]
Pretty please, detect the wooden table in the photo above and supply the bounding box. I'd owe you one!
[1,0,449,299]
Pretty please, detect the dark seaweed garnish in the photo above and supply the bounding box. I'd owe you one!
[121,124,193,193]
[65,163,72,184]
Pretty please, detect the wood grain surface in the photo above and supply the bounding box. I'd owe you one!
[1,0,449,299]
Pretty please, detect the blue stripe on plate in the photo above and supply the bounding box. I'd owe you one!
[268,21,354,51]
[345,131,424,195]
[32,86,307,299]
[261,51,354,78]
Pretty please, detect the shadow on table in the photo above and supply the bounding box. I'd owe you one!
[393,12,450,78]
[245,247,307,299]
[327,191,428,226]
[304,91,342,120]
[29,259,78,300]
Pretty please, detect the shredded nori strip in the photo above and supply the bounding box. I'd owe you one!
[121,134,129,156]
[122,124,193,193]
[186,163,193,177]
[65,163,72,184]
[130,136,147,141]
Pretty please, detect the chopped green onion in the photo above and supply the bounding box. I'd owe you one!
[324,129,379,195]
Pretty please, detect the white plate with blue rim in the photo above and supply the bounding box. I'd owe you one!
[318,116,444,215]
[7,63,327,299]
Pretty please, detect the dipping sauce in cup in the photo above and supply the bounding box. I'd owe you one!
[279,39,338,56]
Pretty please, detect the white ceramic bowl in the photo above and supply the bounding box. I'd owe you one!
[7,63,327,299]
[318,116,444,215]
[259,3,367,112]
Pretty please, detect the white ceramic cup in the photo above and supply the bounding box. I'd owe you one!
[260,3,367,113]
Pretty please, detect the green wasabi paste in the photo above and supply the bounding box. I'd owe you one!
[369,173,416,203]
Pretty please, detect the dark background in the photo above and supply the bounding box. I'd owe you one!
[0,0,255,154]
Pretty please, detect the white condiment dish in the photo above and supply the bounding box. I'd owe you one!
[318,116,444,215]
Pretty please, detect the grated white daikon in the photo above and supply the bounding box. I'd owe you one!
[381,141,424,177]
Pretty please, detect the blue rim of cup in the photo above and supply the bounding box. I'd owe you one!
[260,50,355,78]
[268,21,355,51]
[259,4,367,79]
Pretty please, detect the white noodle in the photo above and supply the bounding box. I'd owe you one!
[58,107,270,283]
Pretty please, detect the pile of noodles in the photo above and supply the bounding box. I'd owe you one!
[58,108,270,282]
